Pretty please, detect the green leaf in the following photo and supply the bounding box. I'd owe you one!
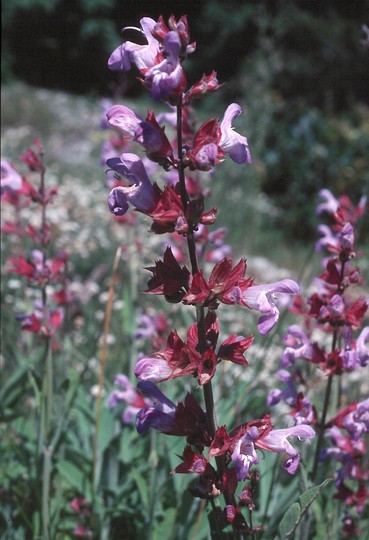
[0,364,29,417]
[56,459,92,499]
[152,508,176,540]
[277,478,332,538]
[130,469,149,514]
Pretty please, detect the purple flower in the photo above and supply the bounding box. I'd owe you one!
[106,105,173,161]
[341,326,369,370]
[136,382,210,447]
[136,381,177,434]
[267,369,297,406]
[134,356,172,382]
[108,18,159,72]
[343,398,369,440]
[327,294,345,318]
[240,279,300,335]
[219,104,252,164]
[281,325,316,367]
[106,105,143,137]
[231,426,260,481]
[257,425,315,474]
[1,159,22,193]
[145,31,184,100]
[338,222,355,251]
[316,189,339,215]
[106,153,155,215]
[316,224,336,252]
[108,374,149,424]
[267,369,317,425]
[357,327,369,366]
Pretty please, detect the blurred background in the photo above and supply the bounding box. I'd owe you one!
[2,0,369,254]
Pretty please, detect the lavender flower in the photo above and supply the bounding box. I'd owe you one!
[240,279,300,335]
[1,159,22,193]
[257,425,315,474]
[107,153,155,215]
[108,18,159,72]
[219,104,252,164]
[231,426,259,481]
[145,31,184,100]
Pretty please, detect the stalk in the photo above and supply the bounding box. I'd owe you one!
[37,150,53,540]
[92,246,122,489]
[311,258,346,481]
[176,100,247,536]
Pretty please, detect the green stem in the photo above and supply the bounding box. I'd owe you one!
[147,430,158,540]
[42,445,52,540]
[39,338,53,539]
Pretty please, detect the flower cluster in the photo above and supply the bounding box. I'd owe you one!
[2,141,72,343]
[105,15,312,534]
[269,189,368,532]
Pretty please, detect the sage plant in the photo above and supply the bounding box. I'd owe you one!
[104,15,315,537]
[269,189,368,536]
[2,141,72,539]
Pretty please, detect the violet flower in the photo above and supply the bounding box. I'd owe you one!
[108,374,149,424]
[357,327,369,367]
[281,325,316,367]
[338,222,355,252]
[134,355,172,382]
[267,369,297,406]
[316,189,339,215]
[106,153,155,215]
[231,426,259,481]
[240,279,300,335]
[106,105,143,137]
[257,424,315,474]
[145,31,184,100]
[135,381,177,434]
[267,369,316,425]
[108,17,159,72]
[343,398,369,441]
[341,326,369,370]
[219,104,252,164]
[106,105,172,160]
[1,159,22,194]
[316,224,337,252]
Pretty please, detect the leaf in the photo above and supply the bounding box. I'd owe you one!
[130,469,149,514]
[152,508,177,540]
[56,459,92,499]
[0,364,29,417]
[277,478,332,538]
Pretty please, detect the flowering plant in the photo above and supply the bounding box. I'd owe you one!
[105,15,320,536]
